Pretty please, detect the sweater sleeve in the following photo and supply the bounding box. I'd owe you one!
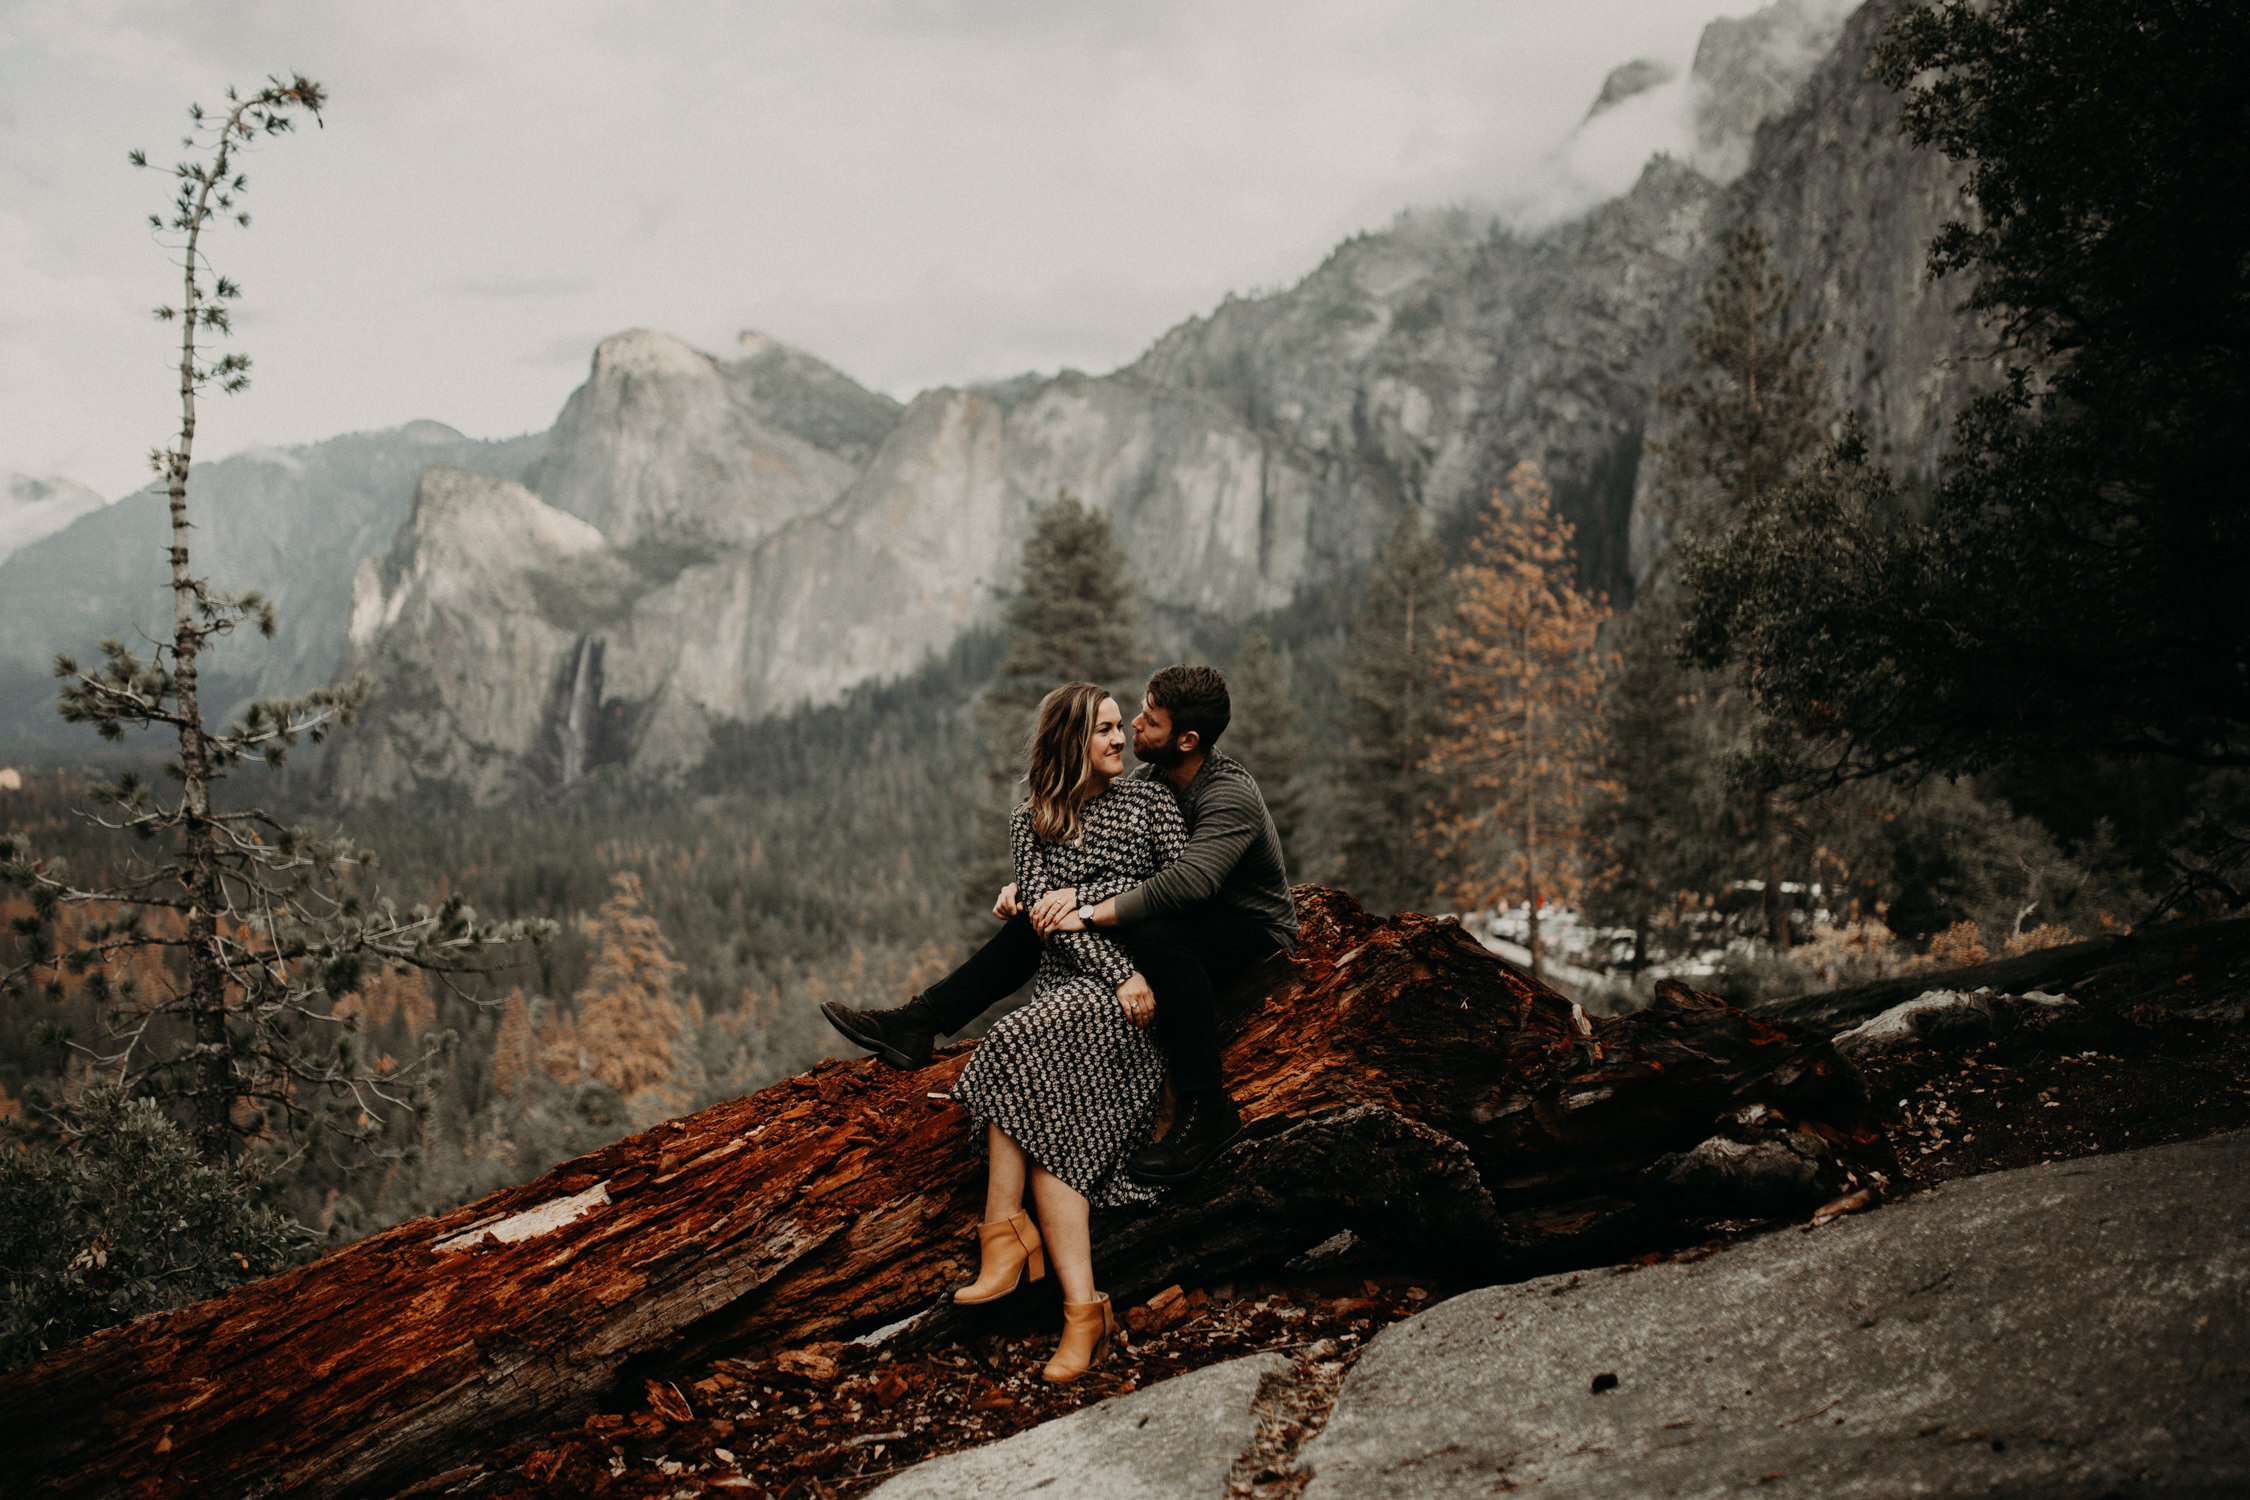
[1045,788,1184,986]
[1112,778,1262,925]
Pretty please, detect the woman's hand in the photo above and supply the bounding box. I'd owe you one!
[1116,972,1155,1028]
[1030,887,1080,937]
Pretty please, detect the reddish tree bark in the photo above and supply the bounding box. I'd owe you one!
[0,889,1889,1499]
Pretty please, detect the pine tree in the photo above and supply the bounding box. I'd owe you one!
[0,79,545,1169]
[1427,462,1614,981]
[1224,629,1306,875]
[1648,222,1835,949]
[963,493,1144,917]
[1651,224,1829,530]
[1586,578,1754,966]
[1336,502,1452,914]
[0,1088,299,1367]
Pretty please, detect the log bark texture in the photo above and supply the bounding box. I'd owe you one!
[0,888,1891,1499]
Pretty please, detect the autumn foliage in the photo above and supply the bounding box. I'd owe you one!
[1428,461,1614,976]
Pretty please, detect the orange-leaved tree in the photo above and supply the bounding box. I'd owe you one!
[1429,461,1616,981]
[556,872,690,1120]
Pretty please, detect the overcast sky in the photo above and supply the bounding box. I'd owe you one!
[0,0,1783,498]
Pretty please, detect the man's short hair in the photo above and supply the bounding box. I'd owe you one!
[1146,664,1230,748]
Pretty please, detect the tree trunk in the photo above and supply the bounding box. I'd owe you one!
[0,887,1891,1500]
[1760,792,1793,952]
[164,126,236,1163]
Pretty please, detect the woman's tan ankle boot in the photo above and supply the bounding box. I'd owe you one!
[953,1210,1046,1305]
[1042,1293,1118,1383]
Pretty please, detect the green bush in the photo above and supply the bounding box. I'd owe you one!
[0,1089,300,1367]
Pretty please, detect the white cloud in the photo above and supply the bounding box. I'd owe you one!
[0,0,1783,497]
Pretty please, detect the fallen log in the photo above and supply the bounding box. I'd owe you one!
[0,888,1892,1499]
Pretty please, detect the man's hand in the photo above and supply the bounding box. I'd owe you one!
[1116,972,1155,1029]
[1030,887,1078,937]
[993,882,1021,921]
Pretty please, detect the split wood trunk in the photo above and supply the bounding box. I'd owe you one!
[0,888,1891,1499]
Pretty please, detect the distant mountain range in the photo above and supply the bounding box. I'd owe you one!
[0,0,1989,804]
[1,473,106,568]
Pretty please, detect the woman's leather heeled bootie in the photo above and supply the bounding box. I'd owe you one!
[1042,1293,1118,1383]
[953,1211,1046,1305]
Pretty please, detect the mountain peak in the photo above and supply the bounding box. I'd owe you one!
[1587,58,1677,121]
[1690,0,1857,181]
[588,329,715,382]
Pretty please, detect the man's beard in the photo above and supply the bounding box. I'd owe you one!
[1135,736,1187,769]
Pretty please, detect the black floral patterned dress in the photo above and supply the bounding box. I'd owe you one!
[952,778,1188,1208]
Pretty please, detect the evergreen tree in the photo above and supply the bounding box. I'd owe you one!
[1650,224,1829,529]
[1336,502,1452,914]
[1224,629,1307,875]
[1645,222,1834,948]
[1584,579,1745,966]
[1428,462,1614,980]
[1685,1,2250,843]
[964,493,1144,916]
[0,79,544,1176]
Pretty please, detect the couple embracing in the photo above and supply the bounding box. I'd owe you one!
[822,665,1297,1384]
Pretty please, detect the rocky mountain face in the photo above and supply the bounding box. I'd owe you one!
[1628,0,1997,578]
[1122,171,1716,600]
[520,329,900,551]
[0,1,1986,803]
[322,0,1986,809]
[323,341,1353,801]
[1689,0,1864,181]
[0,423,545,760]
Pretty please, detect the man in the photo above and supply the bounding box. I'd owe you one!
[821,664,1297,1183]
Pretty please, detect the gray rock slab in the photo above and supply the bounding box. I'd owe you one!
[1303,1130,2250,1498]
[869,1351,1289,1500]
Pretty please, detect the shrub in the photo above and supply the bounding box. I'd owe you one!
[0,1088,300,1367]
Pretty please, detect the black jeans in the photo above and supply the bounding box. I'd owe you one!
[919,906,1278,1094]
[1122,906,1279,1093]
[921,912,1044,1034]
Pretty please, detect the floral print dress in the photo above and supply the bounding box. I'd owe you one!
[952,778,1188,1208]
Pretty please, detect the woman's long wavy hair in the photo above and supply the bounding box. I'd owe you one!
[1024,682,1116,845]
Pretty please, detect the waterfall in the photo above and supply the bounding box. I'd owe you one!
[560,636,600,786]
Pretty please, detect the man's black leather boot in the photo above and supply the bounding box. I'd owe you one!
[1125,1089,1244,1184]
[820,995,941,1070]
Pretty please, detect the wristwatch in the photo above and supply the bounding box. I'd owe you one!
[1078,903,1096,923]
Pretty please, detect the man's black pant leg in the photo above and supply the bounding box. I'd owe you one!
[921,913,1043,1034]
[1125,906,1278,1094]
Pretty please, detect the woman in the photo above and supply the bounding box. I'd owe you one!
[949,681,1187,1382]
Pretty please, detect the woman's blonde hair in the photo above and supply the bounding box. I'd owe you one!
[1024,682,1116,844]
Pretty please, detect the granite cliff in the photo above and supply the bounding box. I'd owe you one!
[326,1,1974,806]
[0,423,544,761]
[0,1,1988,803]
[321,344,1353,800]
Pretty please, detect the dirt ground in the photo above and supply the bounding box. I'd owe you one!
[436,922,2250,1500]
